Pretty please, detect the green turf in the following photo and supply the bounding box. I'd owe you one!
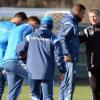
[2,83,92,100]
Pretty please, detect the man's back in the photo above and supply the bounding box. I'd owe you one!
[3,23,34,63]
[0,21,17,67]
[0,21,17,43]
[27,28,60,80]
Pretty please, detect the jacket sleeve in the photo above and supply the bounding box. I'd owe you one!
[58,24,73,55]
[53,38,66,74]
[16,37,29,59]
[22,25,34,40]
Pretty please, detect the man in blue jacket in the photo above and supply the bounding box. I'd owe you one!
[3,16,40,100]
[0,12,27,100]
[17,16,66,100]
[58,3,86,100]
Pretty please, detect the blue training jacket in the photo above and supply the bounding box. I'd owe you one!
[17,27,66,80]
[0,21,17,67]
[58,11,80,62]
[3,23,34,63]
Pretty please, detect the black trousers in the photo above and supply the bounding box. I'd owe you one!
[88,69,100,100]
[0,68,6,100]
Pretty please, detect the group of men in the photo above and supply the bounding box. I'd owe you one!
[0,3,100,100]
[0,12,41,100]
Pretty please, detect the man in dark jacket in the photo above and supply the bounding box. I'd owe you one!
[79,8,100,100]
[58,3,86,100]
[17,16,66,100]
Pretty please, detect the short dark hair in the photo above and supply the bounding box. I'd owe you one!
[28,16,40,25]
[14,12,28,21]
[72,3,86,12]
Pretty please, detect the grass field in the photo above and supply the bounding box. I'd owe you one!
[2,83,92,100]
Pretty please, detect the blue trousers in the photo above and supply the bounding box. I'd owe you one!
[4,61,28,100]
[29,79,54,100]
[0,68,6,100]
[59,62,76,100]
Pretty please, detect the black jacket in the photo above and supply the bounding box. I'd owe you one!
[80,23,100,70]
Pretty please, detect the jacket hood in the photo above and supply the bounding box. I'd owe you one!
[61,10,78,25]
[36,27,53,38]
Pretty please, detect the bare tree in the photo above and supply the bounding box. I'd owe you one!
[60,0,73,8]
[17,0,27,7]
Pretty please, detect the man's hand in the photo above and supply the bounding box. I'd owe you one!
[58,73,64,81]
[58,66,66,74]
[20,52,27,60]
[64,55,72,62]
[2,69,6,75]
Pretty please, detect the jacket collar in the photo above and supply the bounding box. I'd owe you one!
[63,10,78,25]
[36,26,52,37]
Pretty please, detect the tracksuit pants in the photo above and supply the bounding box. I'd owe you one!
[29,79,54,100]
[0,68,6,100]
[4,61,28,100]
[59,62,76,100]
[88,69,100,100]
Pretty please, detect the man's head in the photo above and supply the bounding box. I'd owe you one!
[72,3,86,22]
[11,12,28,25]
[27,16,40,28]
[88,8,100,25]
[41,16,53,29]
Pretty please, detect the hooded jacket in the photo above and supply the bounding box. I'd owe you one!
[58,11,79,62]
[17,27,66,80]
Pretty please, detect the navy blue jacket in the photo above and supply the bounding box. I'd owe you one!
[58,11,80,62]
[17,27,66,80]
